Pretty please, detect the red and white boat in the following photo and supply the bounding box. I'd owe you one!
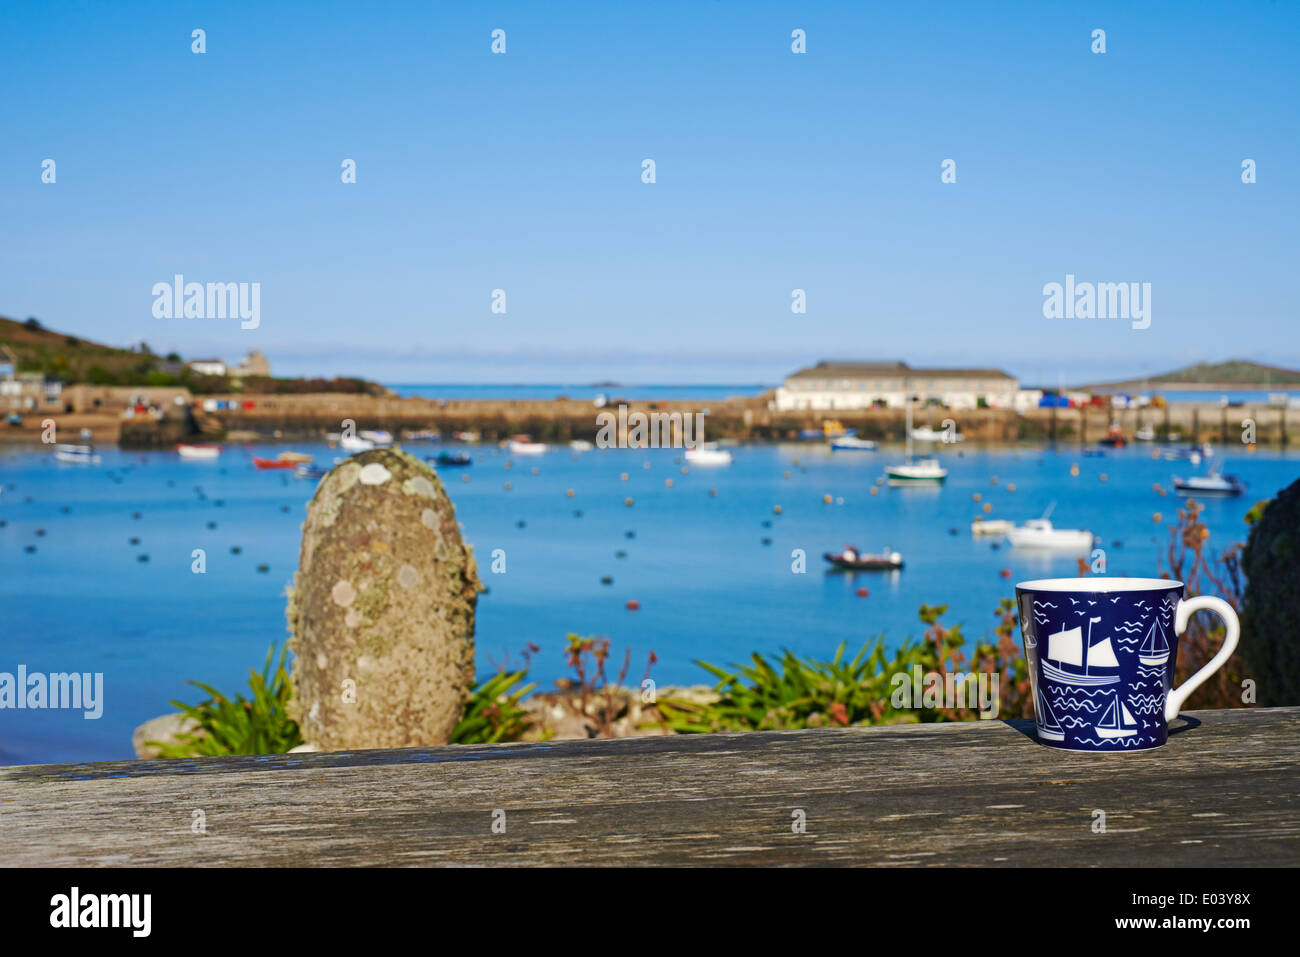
[177,444,222,460]
[253,456,297,470]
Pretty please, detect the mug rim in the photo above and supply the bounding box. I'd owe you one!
[1016,576,1183,592]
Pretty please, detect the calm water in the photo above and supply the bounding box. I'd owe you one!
[2,440,1296,765]
[389,383,772,401]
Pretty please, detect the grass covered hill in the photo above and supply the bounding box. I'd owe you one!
[1087,360,1300,390]
[0,315,385,395]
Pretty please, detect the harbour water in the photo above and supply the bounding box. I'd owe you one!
[2,439,1295,765]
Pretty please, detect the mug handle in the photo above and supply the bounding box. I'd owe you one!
[1165,596,1240,722]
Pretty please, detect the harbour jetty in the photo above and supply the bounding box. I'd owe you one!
[2,390,1295,447]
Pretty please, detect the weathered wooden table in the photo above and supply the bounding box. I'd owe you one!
[2,707,1295,866]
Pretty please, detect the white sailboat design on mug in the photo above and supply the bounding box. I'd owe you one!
[1035,691,1066,742]
[1138,617,1171,667]
[1095,693,1139,739]
[1041,616,1120,687]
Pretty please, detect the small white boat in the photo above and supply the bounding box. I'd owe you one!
[829,436,877,451]
[339,434,375,453]
[1172,465,1246,496]
[54,443,101,464]
[359,429,393,446]
[684,442,733,466]
[1006,505,1094,550]
[910,425,962,443]
[888,402,948,484]
[1135,426,1155,442]
[569,439,594,452]
[971,519,1013,536]
[177,443,222,460]
[508,437,547,456]
[886,459,947,484]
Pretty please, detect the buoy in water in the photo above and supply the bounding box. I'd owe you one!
[601,576,613,585]
[869,486,879,496]
[1099,473,1108,482]
[772,505,782,515]
[231,546,242,554]
[620,472,629,482]
[624,496,634,507]
[1006,483,1016,492]
[982,502,993,513]
[626,599,640,611]
[516,520,526,528]
[574,509,583,517]
[972,493,982,502]
[823,494,832,504]
[566,488,575,498]
[665,479,673,488]
[709,488,717,497]
[1000,568,1012,579]
[1069,465,1079,477]
[138,554,150,563]
[35,529,45,537]
[761,537,772,545]
[504,482,512,490]
[257,564,270,573]
[206,521,217,529]
[25,544,36,553]
[1153,512,1163,523]
[625,530,636,539]
[615,549,627,558]
[856,587,869,598]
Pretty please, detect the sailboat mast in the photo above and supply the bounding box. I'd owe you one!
[905,397,913,463]
[1083,617,1092,676]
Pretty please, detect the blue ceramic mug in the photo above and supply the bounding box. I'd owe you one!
[1015,577,1240,751]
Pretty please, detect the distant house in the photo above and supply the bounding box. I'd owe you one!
[187,358,228,377]
[772,361,1019,411]
[232,349,270,378]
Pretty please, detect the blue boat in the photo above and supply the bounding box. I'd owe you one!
[429,451,472,467]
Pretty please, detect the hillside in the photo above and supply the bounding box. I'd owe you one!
[1085,359,1300,391]
[0,315,386,395]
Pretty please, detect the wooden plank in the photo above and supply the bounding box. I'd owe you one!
[1,707,1296,867]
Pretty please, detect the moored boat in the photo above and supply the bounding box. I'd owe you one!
[1006,503,1094,550]
[971,518,1013,536]
[277,450,313,464]
[887,401,947,484]
[684,442,732,466]
[54,443,100,464]
[508,435,547,456]
[295,464,328,479]
[823,544,904,571]
[429,451,472,467]
[1172,465,1245,496]
[177,443,222,460]
[253,457,297,470]
[829,436,877,451]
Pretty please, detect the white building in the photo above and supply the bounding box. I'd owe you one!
[772,361,1019,412]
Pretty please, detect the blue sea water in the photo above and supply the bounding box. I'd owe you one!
[2,440,1296,766]
[388,383,772,401]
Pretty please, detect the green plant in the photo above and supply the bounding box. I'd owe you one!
[452,671,539,744]
[149,644,302,757]
[658,603,1031,733]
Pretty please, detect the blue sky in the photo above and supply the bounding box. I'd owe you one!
[2,0,1297,386]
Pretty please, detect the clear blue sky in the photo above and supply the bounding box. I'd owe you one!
[2,1,1296,386]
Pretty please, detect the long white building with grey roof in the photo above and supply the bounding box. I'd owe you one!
[772,361,1022,411]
